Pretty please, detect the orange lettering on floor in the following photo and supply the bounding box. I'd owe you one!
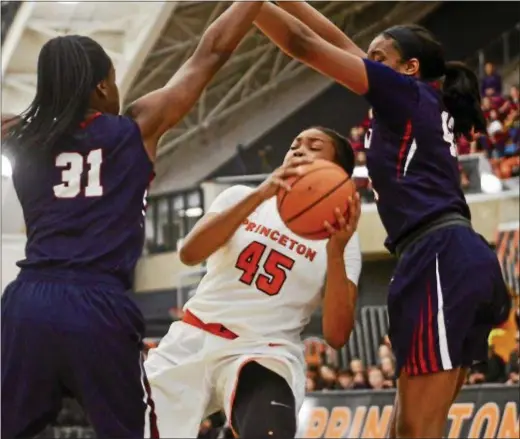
[303,407,329,438]
[497,402,520,439]
[361,405,393,438]
[348,406,367,438]
[324,407,351,438]
[447,403,474,438]
[468,402,500,438]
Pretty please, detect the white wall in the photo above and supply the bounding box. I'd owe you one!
[2,175,24,234]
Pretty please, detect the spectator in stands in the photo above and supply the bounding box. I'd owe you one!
[350,358,365,375]
[352,371,369,389]
[380,356,396,387]
[348,126,364,152]
[481,62,502,97]
[368,367,391,390]
[337,370,354,390]
[377,342,393,362]
[485,344,507,383]
[507,85,519,112]
[319,364,339,390]
[467,364,486,385]
[506,331,519,385]
[481,96,493,121]
[305,376,317,392]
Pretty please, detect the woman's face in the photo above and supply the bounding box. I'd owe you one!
[284,128,336,165]
[367,34,419,77]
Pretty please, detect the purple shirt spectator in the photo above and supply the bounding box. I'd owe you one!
[481,63,503,96]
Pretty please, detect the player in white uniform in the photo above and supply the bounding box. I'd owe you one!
[145,127,362,438]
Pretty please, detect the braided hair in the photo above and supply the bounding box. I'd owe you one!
[5,35,112,156]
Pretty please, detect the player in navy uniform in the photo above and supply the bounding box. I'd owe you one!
[1,3,264,438]
[252,3,511,438]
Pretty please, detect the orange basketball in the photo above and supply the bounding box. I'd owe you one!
[277,159,355,240]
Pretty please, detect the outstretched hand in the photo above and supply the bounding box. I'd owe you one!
[325,189,361,255]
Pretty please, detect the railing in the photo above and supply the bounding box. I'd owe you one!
[466,23,520,77]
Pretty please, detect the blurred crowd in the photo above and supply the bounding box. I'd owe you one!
[305,332,520,392]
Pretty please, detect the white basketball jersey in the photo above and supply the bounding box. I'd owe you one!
[184,185,362,345]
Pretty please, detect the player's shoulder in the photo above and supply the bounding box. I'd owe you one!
[94,113,141,137]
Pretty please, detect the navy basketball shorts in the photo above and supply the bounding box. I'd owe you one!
[388,226,510,377]
[1,268,159,439]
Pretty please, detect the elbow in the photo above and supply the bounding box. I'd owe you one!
[286,24,317,61]
[178,245,202,267]
[324,330,349,350]
[322,311,355,349]
[323,323,352,350]
[196,33,234,69]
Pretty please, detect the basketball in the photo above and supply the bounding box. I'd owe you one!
[277,159,356,240]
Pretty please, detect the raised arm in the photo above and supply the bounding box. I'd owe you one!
[275,1,366,57]
[127,2,264,162]
[254,3,368,96]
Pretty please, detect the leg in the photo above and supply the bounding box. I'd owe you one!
[63,329,157,439]
[53,285,157,439]
[387,366,467,438]
[1,281,62,438]
[388,228,499,439]
[230,362,297,438]
[145,322,216,438]
[396,368,463,438]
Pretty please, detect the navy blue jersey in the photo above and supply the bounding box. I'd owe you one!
[362,59,471,253]
[12,113,153,287]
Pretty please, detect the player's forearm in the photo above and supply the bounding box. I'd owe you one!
[255,2,317,60]
[179,191,264,266]
[321,250,357,349]
[196,2,263,62]
[275,2,366,57]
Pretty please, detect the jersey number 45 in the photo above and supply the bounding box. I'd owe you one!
[235,241,295,296]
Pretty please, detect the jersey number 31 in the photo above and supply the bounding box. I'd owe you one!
[235,241,295,296]
[53,149,103,198]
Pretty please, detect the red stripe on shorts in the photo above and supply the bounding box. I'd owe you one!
[417,305,428,374]
[427,281,440,373]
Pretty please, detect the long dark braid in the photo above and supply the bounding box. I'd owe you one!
[5,35,111,156]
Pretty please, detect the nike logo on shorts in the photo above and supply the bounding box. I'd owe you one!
[271,401,292,409]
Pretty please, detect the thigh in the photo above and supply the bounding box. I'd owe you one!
[145,322,215,438]
[63,325,155,438]
[1,281,63,438]
[389,227,502,377]
[230,361,297,438]
[57,285,154,439]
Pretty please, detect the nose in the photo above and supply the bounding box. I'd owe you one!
[292,150,305,158]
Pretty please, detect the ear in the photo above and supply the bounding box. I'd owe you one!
[402,58,420,76]
[95,80,109,99]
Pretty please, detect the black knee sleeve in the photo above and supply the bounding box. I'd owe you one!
[231,362,297,438]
